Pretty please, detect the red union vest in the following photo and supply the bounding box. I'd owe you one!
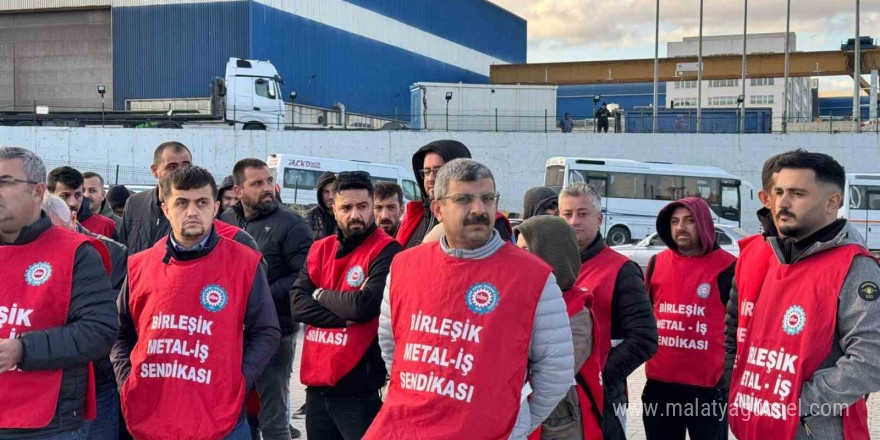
[396,201,512,247]
[733,235,772,360]
[299,228,395,387]
[645,248,735,387]
[0,226,97,428]
[728,244,874,440]
[213,220,241,241]
[81,213,116,238]
[566,285,605,440]
[574,246,630,368]
[121,236,261,440]
[363,242,551,440]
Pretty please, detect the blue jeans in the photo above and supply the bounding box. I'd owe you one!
[222,420,252,440]
[255,335,294,440]
[30,430,84,440]
[80,388,120,440]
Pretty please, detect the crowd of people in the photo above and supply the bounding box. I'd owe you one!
[0,139,878,440]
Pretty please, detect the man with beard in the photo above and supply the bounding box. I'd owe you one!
[641,198,736,440]
[305,171,338,240]
[291,171,402,439]
[373,181,403,237]
[83,172,122,229]
[48,166,117,239]
[217,175,239,218]
[112,166,280,440]
[727,151,880,440]
[221,158,313,440]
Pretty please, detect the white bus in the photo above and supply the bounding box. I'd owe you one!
[545,157,760,245]
[840,173,880,251]
[267,154,421,207]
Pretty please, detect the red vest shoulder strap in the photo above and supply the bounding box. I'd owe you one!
[396,201,425,246]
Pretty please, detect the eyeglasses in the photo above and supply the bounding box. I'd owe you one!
[419,167,443,178]
[437,192,500,205]
[0,177,40,188]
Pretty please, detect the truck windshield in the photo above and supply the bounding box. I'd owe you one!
[255,79,276,100]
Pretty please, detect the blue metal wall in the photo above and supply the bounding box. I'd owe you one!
[625,108,772,134]
[818,97,873,118]
[112,1,250,110]
[248,1,487,118]
[557,83,667,118]
[340,0,526,63]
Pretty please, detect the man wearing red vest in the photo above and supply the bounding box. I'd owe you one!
[559,183,657,440]
[366,158,574,440]
[396,140,512,248]
[48,166,118,240]
[728,150,880,440]
[111,166,281,440]
[516,215,604,440]
[0,146,118,440]
[290,171,401,439]
[641,198,736,440]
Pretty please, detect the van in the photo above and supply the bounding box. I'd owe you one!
[267,154,421,207]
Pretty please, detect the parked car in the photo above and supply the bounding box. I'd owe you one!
[612,224,750,271]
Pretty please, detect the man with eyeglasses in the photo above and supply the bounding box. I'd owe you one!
[0,146,118,440]
[365,159,574,440]
[396,140,512,249]
[291,171,401,439]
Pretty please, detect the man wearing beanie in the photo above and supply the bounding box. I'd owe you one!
[305,171,338,240]
[105,185,132,218]
[522,186,559,220]
[516,216,605,440]
[641,197,736,440]
[396,139,512,248]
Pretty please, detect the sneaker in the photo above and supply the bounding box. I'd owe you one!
[291,404,306,419]
[290,426,302,439]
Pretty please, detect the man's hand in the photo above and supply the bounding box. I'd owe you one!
[0,338,23,373]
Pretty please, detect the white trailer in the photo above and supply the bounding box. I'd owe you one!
[409,82,557,132]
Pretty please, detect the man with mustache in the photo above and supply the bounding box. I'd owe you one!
[290,171,401,439]
[726,150,880,440]
[558,184,657,440]
[365,159,574,440]
[373,181,403,237]
[48,166,117,239]
[640,198,736,440]
[221,158,314,440]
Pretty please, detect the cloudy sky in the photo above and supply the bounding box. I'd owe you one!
[493,0,879,92]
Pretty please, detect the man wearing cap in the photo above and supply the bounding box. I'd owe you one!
[83,172,122,229]
[112,166,280,440]
[0,146,118,440]
[396,140,512,248]
[365,159,573,440]
[641,198,736,440]
[291,171,401,439]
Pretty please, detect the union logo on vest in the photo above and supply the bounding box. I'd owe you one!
[25,262,52,287]
[200,284,228,312]
[782,305,806,336]
[346,266,366,288]
[696,283,711,299]
[465,282,500,315]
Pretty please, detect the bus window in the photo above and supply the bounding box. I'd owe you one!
[608,173,645,199]
[283,168,320,190]
[402,179,420,202]
[545,165,565,189]
[646,175,681,200]
[719,182,740,221]
[682,176,720,205]
[850,186,866,209]
[567,170,608,196]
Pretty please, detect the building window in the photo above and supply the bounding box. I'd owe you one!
[749,95,775,105]
[675,81,697,89]
[750,78,775,86]
[673,98,697,107]
[709,79,739,88]
[708,96,738,106]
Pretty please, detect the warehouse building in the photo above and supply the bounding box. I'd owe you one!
[0,0,526,117]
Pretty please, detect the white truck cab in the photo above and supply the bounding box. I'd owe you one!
[224,58,286,130]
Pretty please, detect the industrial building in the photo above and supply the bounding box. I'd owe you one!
[0,0,526,117]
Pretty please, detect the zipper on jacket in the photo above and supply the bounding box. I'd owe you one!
[800,416,814,440]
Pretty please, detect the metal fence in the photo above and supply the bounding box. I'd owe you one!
[41,159,155,186]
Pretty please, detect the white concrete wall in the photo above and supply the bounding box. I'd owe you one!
[2,126,878,219]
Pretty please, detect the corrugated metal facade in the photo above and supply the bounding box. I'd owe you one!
[818,97,872,118]
[112,1,250,109]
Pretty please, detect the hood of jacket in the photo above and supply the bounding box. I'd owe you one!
[411,140,471,201]
[522,186,558,220]
[315,171,337,213]
[515,215,581,291]
[656,197,716,255]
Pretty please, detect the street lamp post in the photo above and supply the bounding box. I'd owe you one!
[97,85,106,127]
[445,92,453,131]
[652,0,660,133]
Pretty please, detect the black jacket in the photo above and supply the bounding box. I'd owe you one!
[111,228,282,392]
[290,225,402,395]
[117,186,170,256]
[221,202,314,336]
[304,171,338,240]
[77,225,129,393]
[0,215,118,439]
[580,234,657,440]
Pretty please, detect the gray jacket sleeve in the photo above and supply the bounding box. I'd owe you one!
[242,266,282,390]
[722,276,740,393]
[19,243,119,370]
[378,270,395,374]
[515,273,575,436]
[799,255,880,413]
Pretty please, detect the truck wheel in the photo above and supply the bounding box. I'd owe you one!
[15,121,37,127]
[157,121,183,129]
[243,122,266,130]
[606,226,631,246]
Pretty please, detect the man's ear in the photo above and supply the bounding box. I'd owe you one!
[431,199,443,224]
